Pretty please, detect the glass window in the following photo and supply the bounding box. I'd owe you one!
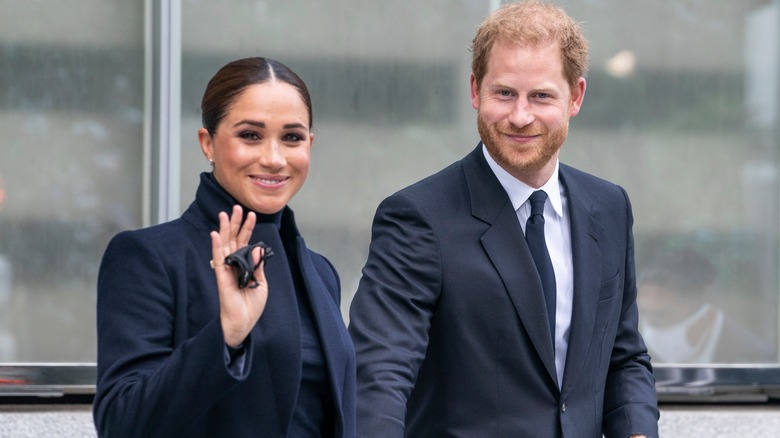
[180,0,780,398]
[180,0,490,315]
[0,0,145,365]
[1,0,778,400]
[559,0,780,367]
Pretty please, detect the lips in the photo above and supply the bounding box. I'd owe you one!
[503,132,543,144]
[503,129,544,137]
[506,133,541,138]
[501,124,545,138]
[251,175,289,187]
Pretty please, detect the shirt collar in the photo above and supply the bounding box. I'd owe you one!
[482,144,564,218]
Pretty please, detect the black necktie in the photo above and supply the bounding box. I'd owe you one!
[526,190,556,345]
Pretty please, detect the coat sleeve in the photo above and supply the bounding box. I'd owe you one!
[348,192,442,438]
[92,230,252,438]
[602,187,660,438]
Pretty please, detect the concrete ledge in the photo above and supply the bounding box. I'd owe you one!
[0,405,95,438]
[2,404,780,437]
[660,404,780,437]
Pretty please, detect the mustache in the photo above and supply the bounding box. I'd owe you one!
[501,124,547,136]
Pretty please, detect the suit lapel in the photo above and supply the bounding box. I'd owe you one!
[296,238,348,417]
[251,223,302,418]
[463,146,558,385]
[559,166,605,394]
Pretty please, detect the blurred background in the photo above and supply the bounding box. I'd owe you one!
[0,0,778,370]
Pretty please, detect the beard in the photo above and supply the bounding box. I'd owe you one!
[477,112,568,179]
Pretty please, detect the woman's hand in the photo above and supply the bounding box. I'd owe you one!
[210,205,268,347]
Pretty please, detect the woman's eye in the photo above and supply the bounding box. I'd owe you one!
[239,131,260,141]
[283,133,304,142]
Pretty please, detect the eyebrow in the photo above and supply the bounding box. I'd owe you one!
[489,81,560,94]
[533,85,560,94]
[233,120,306,130]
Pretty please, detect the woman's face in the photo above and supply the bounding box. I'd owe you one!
[199,82,313,214]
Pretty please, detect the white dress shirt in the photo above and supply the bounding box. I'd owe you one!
[482,145,574,388]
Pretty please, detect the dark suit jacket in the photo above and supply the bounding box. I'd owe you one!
[349,145,659,437]
[94,173,356,437]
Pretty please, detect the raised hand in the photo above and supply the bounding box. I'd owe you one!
[210,205,269,347]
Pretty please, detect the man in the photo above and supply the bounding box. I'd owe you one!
[348,1,659,437]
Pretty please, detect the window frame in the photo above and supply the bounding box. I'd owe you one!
[0,0,181,400]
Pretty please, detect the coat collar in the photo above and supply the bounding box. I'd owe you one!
[185,172,299,243]
[557,165,605,394]
[295,237,353,434]
[481,145,564,218]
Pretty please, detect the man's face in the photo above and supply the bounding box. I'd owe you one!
[471,40,585,187]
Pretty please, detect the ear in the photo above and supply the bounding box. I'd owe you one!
[569,77,586,117]
[309,132,314,149]
[198,128,214,161]
[469,73,480,110]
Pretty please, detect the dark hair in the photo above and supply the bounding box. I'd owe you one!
[200,57,313,135]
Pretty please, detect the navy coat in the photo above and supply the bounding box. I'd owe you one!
[349,145,659,437]
[94,173,356,437]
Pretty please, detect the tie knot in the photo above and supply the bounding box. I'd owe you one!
[528,190,548,216]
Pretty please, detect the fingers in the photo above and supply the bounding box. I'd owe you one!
[213,206,260,272]
[227,205,243,253]
[223,205,257,250]
[217,209,230,237]
[210,230,226,271]
[238,211,257,247]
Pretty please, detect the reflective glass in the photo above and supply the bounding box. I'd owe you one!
[0,0,145,362]
[180,0,489,316]
[2,0,775,370]
[182,0,780,367]
[561,0,780,364]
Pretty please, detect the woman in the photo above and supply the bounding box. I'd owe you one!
[93,57,355,437]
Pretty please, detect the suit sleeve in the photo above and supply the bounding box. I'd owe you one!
[602,187,660,438]
[93,231,253,438]
[348,193,442,437]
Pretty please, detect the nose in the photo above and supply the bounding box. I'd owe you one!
[507,97,534,129]
[258,140,286,170]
